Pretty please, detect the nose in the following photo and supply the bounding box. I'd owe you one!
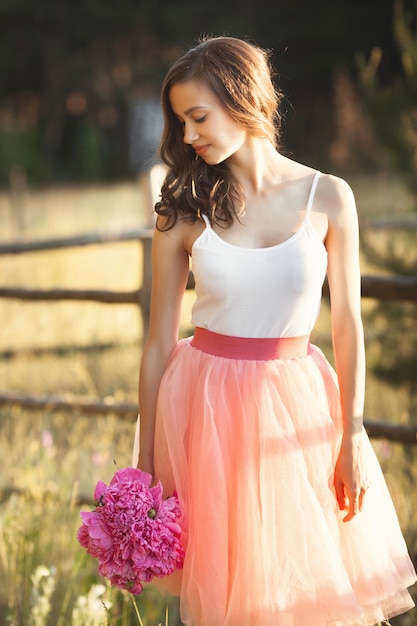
[183,122,199,145]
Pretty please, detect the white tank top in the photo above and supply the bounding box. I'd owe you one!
[190,171,327,338]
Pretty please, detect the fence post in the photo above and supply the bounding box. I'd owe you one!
[138,164,167,346]
[140,237,152,344]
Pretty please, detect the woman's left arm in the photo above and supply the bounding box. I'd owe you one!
[323,175,369,523]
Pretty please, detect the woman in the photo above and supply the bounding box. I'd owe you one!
[133,36,416,626]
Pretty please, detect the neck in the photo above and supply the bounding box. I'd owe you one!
[227,137,284,193]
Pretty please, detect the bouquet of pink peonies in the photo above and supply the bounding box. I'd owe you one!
[77,467,184,594]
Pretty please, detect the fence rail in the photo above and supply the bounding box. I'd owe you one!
[360,275,417,301]
[0,390,137,417]
[1,222,416,305]
[0,227,153,255]
[367,215,417,230]
[0,390,416,444]
[0,286,141,304]
[1,273,416,304]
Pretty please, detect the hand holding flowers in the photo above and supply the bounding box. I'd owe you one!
[77,467,184,595]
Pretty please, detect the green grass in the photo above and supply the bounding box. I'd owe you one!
[0,174,416,625]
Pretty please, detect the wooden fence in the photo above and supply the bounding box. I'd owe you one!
[0,227,154,334]
[0,389,415,444]
[0,167,416,444]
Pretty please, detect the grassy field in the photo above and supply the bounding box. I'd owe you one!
[0,173,416,625]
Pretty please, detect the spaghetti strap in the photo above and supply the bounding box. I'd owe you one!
[201,213,210,227]
[305,171,321,220]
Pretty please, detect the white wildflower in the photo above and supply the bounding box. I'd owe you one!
[28,565,56,626]
[72,584,112,626]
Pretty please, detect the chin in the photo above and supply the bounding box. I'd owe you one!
[202,154,227,166]
[200,156,220,166]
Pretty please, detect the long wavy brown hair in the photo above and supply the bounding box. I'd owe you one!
[155,36,283,231]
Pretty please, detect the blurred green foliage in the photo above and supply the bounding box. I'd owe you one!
[358,0,417,196]
[0,126,48,183]
[0,0,415,184]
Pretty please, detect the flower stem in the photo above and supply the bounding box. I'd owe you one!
[130,594,144,626]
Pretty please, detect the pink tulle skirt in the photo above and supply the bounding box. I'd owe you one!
[133,329,416,626]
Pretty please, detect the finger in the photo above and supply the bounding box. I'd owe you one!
[334,480,347,511]
[343,501,358,522]
[343,497,359,523]
[358,486,367,512]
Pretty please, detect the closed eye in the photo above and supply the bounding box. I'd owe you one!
[175,114,207,126]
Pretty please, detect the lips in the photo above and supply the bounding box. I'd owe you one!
[194,145,210,156]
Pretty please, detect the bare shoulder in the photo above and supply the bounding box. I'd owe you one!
[154,214,204,256]
[315,173,357,222]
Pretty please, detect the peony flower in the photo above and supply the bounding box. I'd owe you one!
[77,467,184,594]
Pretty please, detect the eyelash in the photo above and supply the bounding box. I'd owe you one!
[179,115,207,126]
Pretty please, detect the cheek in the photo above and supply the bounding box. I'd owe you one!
[224,131,246,156]
[216,123,246,148]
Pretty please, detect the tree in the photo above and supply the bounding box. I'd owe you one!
[358,0,417,196]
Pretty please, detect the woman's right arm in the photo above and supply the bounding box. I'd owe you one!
[136,219,191,475]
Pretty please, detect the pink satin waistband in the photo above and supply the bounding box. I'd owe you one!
[190,327,312,361]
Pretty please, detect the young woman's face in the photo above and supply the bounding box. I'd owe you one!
[169,79,247,165]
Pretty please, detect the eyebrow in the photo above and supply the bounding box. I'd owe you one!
[173,105,209,122]
[184,105,209,115]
